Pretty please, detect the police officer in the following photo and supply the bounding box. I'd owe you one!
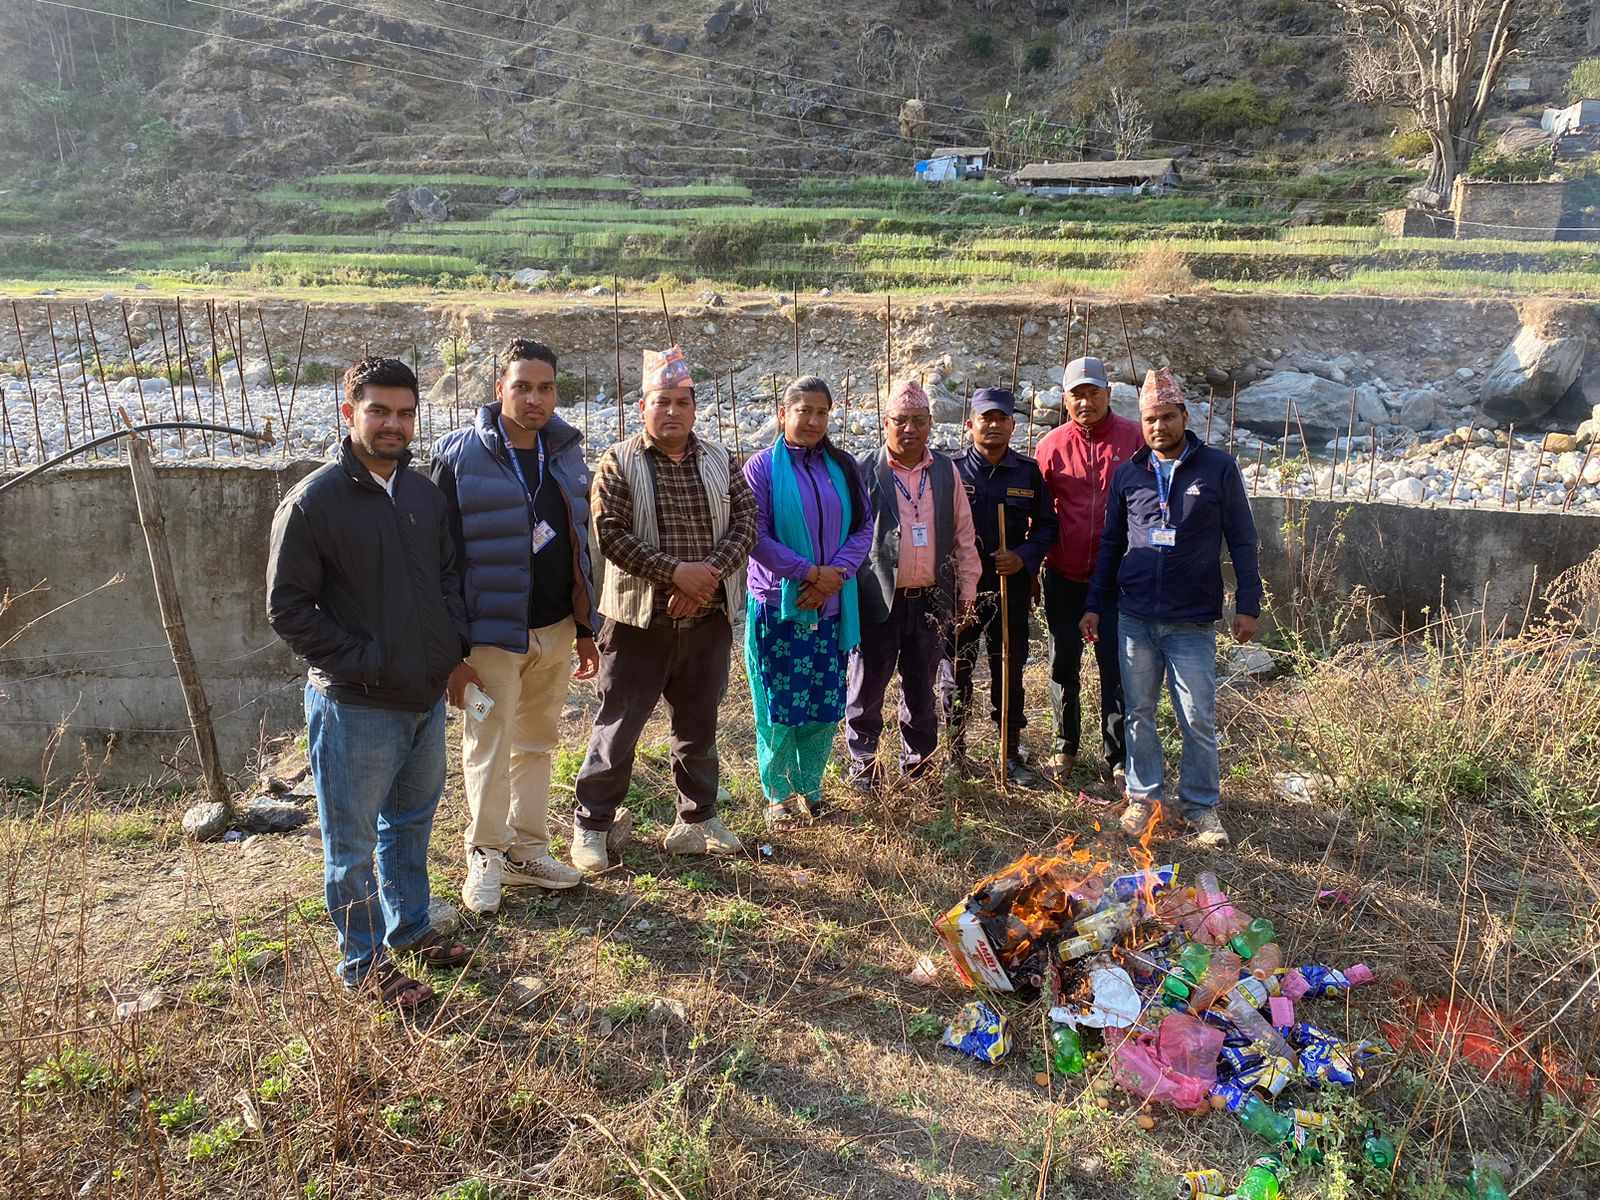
[940,387,1058,784]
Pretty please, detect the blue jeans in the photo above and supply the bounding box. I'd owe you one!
[1118,614,1219,816]
[304,685,447,986]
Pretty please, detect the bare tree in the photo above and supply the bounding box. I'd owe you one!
[1095,86,1153,159]
[1329,0,1565,207]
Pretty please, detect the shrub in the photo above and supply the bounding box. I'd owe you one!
[1467,147,1556,182]
[1570,58,1600,103]
[1162,81,1285,139]
[1389,129,1431,159]
[967,29,995,58]
[1023,42,1052,72]
[1122,242,1202,297]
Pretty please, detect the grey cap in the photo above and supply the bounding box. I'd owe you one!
[1063,356,1110,391]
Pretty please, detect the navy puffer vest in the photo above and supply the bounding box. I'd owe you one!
[431,403,596,652]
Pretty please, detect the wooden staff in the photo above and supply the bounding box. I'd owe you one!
[83,305,123,438]
[997,503,1012,777]
[1226,382,1237,458]
[284,304,309,442]
[173,298,210,455]
[1117,303,1137,388]
[612,283,623,446]
[45,303,74,450]
[1010,314,1024,396]
[68,306,98,454]
[1341,389,1357,497]
[1564,441,1595,513]
[658,285,676,346]
[11,301,45,463]
[117,302,148,423]
[1447,420,1474,504]
[1499,424,1516,508]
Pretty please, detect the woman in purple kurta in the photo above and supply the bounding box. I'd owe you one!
[743,377,873,827]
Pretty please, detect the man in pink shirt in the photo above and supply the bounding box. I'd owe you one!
[1035,357,1145,783]
[844,381,981,789]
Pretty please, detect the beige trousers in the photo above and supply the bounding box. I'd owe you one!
[461,616,575,856]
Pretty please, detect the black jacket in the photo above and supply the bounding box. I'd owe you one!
[267,439,469,711]
[955,445,1059,592]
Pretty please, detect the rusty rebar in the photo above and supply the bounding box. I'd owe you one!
[45,303,74,451]
[255,308,286,457]
[1341,389,1357,497]
[68,307,99,456]
[1448,421,1474,505]
[659,285,676,347]
[1080,301,1091,359]
[117,301,149,424]
[173,298,211,455]
[1499,424,1516,509]
[83,305,121,441]
[1226,381,1237,458]
[1011,314,1024,396]
[9,301,45,464]
[612,283,623,447]
[206,300,237,453]
[1563,441,1595,513]
[1117,303,1136,390]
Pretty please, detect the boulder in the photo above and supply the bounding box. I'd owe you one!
[1395,388,1438,432]
[511,267,552,289]
[385,185,449,224]
[1109,381,1139,422]
[1479,326,1586,422]
[1575,404,1600,447]
[181,801,231,842]
[236,798,311,834]
[1231,372,1357,442]
[1388,477,1426,504]
[1354,384,1387,427]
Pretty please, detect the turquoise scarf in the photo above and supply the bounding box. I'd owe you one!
[769,439,860,652]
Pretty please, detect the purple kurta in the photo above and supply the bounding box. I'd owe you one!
[742,442,873,620]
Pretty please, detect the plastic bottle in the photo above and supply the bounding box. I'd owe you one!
[1249,942,1283,981]
[1232,1155,1283,1200]
[1236,1096,1294,1144]
[1075,900,1135,942]
[1177,941,1213,979]
[1469,1165,1510,1200]
[1190,949,1244,1011]
[1362,1129,1397,1170]
[1225,994,1296,1059]
[1049,1024,1086,1074]
[1230,917,1276,961]
[1060,932,1104,960]
[1194,872,1248,945]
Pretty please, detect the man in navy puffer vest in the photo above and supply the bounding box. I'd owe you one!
[430,338,609,915]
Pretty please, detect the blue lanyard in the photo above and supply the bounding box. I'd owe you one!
[1153,453,1179,527]
[501,420,545,511]
[892,463,928,508]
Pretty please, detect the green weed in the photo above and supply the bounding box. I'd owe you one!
[150,1090,206,1131]
[23,1046,111,1096]
[187,1118,243,1161]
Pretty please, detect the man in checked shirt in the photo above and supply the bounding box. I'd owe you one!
[568,346,758,873]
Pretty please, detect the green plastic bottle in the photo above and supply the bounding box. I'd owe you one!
[1469,1166,1510,1200]
[1177,941,1212,979]
[1237,1096,1293,1144]
[1230,1155,1283,1200]
[1230,917,1276,961]
[1049,1024,1085,1075]
[1363,1129,1397,1170]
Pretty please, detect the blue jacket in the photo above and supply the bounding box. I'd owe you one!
[1087,431,1263,624]
[430,403,596,652]
[955,445,1058,592]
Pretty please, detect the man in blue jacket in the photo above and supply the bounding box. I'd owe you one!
[941,387,1058,784]
[1080,369,1263,848]
[430,339,605,916]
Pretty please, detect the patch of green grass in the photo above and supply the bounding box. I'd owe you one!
[907,1012,944,1039]
[643,184,752,200]
[704,898,764,931]
[598,941,652,983]
[150,1090,206,1131]
[433,1182,495,1200]
[382,1097,422,1137]
[23,1046,112,1096]
[187,1118,243,1161]
[210,927,286,979]
[601,990,652,1024]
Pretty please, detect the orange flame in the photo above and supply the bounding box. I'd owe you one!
[1129,801,1164,915]
[970,852,1108,968]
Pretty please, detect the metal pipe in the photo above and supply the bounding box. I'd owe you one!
[0,421,272,496]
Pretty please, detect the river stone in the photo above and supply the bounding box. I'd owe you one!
[181,801,230,842]
[236,798,311,833]
[1480,326,1587,422]
[1231,372,1356,442]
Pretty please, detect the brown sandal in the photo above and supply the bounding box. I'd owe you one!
[395,928,471,969]
[367,963,434,1010]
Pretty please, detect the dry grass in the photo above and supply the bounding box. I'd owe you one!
[4,573,1600,1197]
[1120,243,1205,299]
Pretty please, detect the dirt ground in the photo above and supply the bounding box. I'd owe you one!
[3,626,1598,1199]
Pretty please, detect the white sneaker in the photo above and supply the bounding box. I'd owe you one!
[462,846,506,915]
[505,851,582,890]
[570,823,611,874]
[663,816,743,856]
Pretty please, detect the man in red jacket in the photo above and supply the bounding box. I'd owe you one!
[1035,357,1145,783]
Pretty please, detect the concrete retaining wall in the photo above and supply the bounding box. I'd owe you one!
[1,463,1595,785]
[1452,179,1569,241]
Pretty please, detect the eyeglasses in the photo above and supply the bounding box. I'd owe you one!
[887,415,930,428]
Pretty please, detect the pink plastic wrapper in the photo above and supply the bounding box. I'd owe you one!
[1111,1012,1226,1111]
[1269,996,1295,1027]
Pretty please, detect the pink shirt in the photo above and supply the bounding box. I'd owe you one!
[890,451,980,608]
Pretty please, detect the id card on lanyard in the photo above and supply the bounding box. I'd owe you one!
[502,421,557,555]
[893,463,930,547]
[1151,456,1177,549]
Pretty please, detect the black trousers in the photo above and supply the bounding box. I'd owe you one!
[939,579,1031,756]
[1042,571,1126,766]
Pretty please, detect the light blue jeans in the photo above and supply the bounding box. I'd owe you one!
[1118,614,1219,817]
[304,685,447,986]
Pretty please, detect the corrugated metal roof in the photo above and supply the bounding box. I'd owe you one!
[1014,158,1176,182]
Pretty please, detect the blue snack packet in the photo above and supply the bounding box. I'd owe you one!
[940,1000,1011,1065]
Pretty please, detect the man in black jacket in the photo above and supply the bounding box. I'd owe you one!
[267,357,472,1008]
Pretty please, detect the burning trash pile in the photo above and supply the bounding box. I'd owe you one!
[933,850,1397,1187]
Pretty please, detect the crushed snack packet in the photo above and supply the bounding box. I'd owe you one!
[940,1000,1011,1065]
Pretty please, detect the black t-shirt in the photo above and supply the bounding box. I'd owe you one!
[513,445,579,634]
